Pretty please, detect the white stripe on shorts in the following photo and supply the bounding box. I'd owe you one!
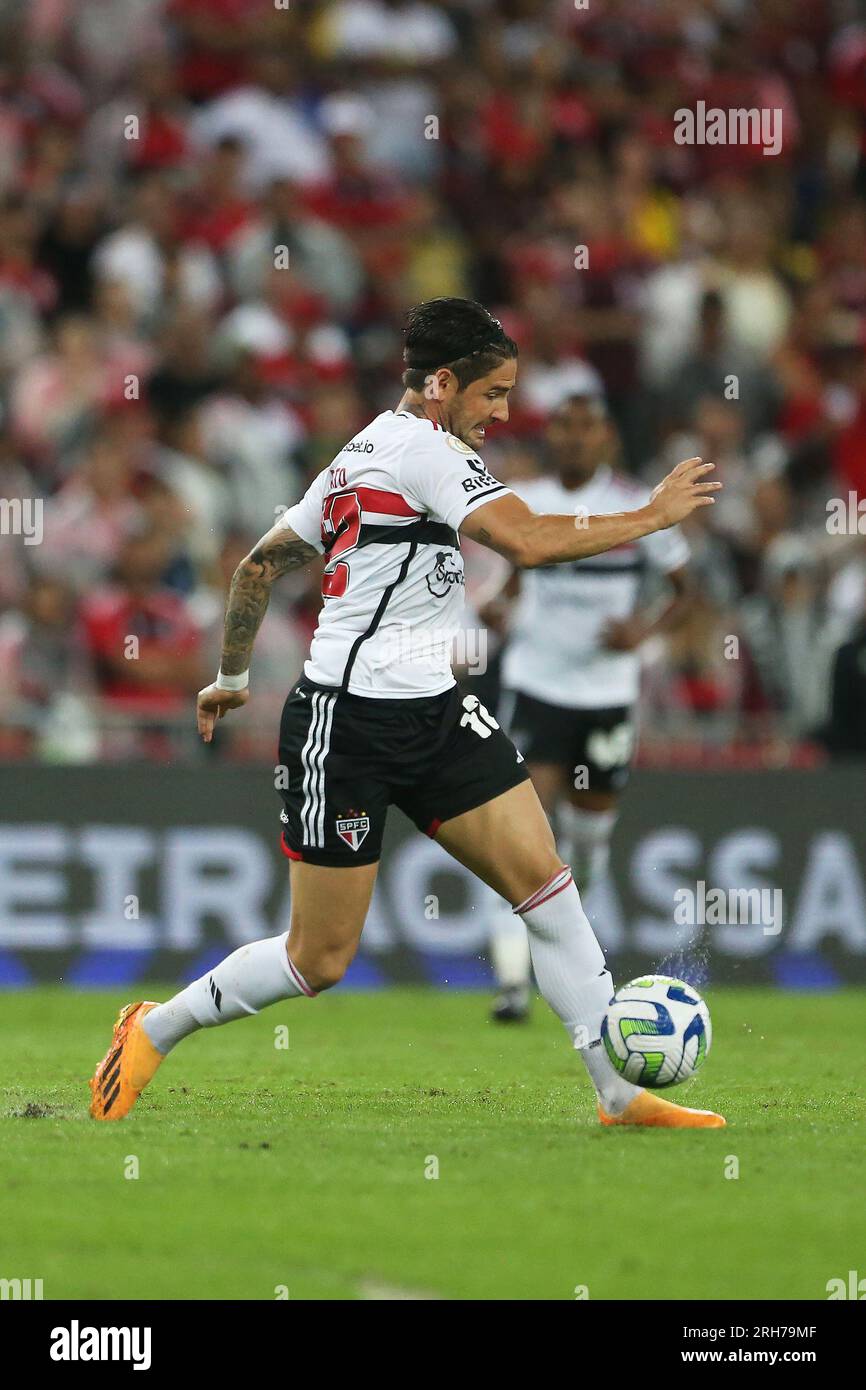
[300,691,336,846]
[314,694,335,848]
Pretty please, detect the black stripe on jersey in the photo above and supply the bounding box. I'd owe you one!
[538,559,646,576]
[358,519,458,550]
[340,540,419,694]
[465,483,508,508]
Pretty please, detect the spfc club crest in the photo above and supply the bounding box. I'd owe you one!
[336,812,370,851]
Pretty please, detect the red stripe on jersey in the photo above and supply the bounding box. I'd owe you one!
[280,832,303,861]
[354,486,422,518]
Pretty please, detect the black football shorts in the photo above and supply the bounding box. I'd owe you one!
[277,677,530,866]
[504,689,636,794]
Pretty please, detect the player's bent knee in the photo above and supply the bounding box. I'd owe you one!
[305,960,348,992]
[288,940,352,992]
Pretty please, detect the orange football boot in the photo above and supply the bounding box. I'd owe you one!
[89,1001,164,1121]
[599,1091,726,1128]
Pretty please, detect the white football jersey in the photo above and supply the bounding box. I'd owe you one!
[282,410,510,697]
[501,465,689,709]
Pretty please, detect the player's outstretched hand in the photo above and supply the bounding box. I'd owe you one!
[196,683,249,743]
[648,457,721,529]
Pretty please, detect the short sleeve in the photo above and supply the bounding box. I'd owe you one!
[399,428,511,531]
[280,468,328,553]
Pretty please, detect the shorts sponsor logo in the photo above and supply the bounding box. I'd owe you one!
[586,722,634,770]
[336,813,370,851]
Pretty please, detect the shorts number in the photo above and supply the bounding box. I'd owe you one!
[460,694,500,739]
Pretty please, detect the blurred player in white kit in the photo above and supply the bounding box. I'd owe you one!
[483,395,691,1021]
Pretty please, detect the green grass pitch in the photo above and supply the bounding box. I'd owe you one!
[1,986,863,1301]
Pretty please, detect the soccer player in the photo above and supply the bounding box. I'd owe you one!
[485,394,691,1022]
[89,298,724,1129]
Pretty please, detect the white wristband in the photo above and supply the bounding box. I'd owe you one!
[215,668,249,692]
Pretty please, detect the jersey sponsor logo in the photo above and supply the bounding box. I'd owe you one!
[425,549,465,598]
[340,440,375,454]
[336,812,370,851]
[461,456,500,494]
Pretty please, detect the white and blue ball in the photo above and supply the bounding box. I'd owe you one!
[601,975,712,1088]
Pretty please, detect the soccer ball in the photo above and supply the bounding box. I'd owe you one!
[601,975,712,1088]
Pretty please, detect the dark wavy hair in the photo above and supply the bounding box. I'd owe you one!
[402,297,518,391]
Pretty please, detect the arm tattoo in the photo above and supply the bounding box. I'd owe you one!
[220,526,317,676]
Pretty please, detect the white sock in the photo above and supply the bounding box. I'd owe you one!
[516,867,641,1115]
[142,932,316,1055]
[488,899,532,989]
[579,1037,640,1115]
[556,804,616,895]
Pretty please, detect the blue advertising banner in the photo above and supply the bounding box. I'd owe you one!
[0,765,864,989]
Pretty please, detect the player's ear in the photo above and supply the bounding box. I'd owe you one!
[424,370,448,402]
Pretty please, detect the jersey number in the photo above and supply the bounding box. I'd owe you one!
[321,491,361,599]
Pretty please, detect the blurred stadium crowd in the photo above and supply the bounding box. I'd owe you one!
[1,0,866,763]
